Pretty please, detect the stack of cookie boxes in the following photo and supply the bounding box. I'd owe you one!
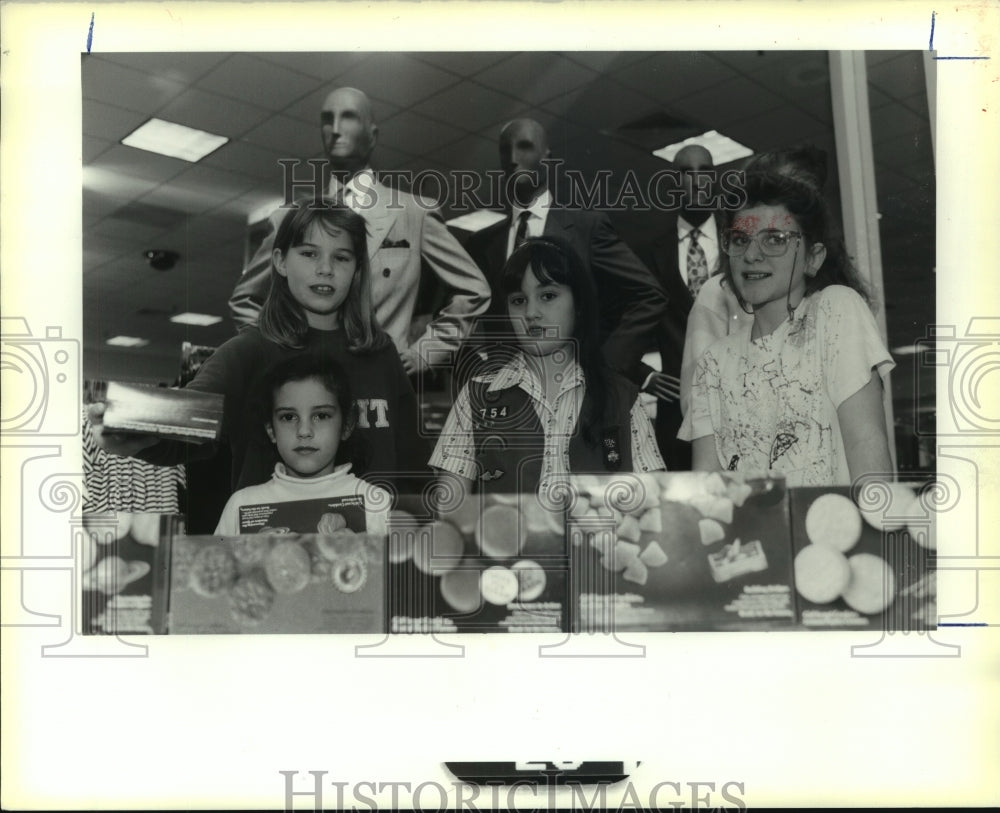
[568,472,797,632]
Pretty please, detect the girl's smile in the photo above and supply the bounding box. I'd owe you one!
[728,204,825,334]
[274,223,357,330]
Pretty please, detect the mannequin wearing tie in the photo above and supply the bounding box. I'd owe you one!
[462,118,668,395]
[639,144,725,470]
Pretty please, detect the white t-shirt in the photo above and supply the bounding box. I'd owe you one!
[679,285,894,486]
[214,463,390,536]
[680,274,752,415]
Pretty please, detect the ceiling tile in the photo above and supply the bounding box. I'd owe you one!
[83,135,114,163]
[376,108,466,157]
[164,164,260,203]
[867,52,926,101]
[899,90,930,119]
[411,52,511,77]
[713,50,806,74]
[613,52,735,102]
[89,216,172,247]
[82,56,187,111]
[96,52,231,85]
[870,102,930,144]
[556,77,660,132]
[725,105,830,155]
[220,189,294,220]
[200,139,287,181]
[417,82,524,135]
[562,52,651,73]
[198,54,323,108]
[82,244,127,272]
[136,184,242,217]
[334,53,461,108]
[81,99,148,142]
[673,75,786,129]
[745,62,833,126]
[82,165,162,201]
[255,52,371,82]
[867,85,894,109]
[82,228,155,261]
[88,144,189,184]
[866,50,910,67]
[425,133,499,184]
[241,113,326,159]
[749,55,830,106]
[155,214,246,252]
[83,189,124,219]
[872,128,934,168]
[157,87,271,139]
[85,255,159,291]
[474,53,598,107]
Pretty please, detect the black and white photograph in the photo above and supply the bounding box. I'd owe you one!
[2,1,998,810]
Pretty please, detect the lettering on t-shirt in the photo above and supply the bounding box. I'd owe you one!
[355,398,390,429]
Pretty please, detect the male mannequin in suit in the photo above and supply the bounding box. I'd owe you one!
[641,144,722,470]
[228,87,491,375]
[463,118,669,393]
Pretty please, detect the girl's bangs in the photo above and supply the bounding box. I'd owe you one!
[289,210,341,247]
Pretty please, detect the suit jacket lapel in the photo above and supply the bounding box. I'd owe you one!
[363,181,399,261]
[543,205,574,240]
[478,217,508,278]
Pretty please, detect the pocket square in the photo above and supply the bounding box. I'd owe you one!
[381,237,410,249]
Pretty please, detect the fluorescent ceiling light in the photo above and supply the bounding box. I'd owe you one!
[106,336,149,348]
[170,312,223,327]
[446,209,507,233]
[122,118,228,162]
[653,130,754,165]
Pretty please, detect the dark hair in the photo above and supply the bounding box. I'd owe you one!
[722,146,871,310]
[259,200,389,352]
[261,352,362,469]
[499,236,614,443]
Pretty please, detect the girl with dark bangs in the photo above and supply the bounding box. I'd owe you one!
[89,201,427,513]
[431,236,664,497]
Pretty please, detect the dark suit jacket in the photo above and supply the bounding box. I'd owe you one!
[463,205,668,387]
[638,212,720,470]
[641,215,694,381]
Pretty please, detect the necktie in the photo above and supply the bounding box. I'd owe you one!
[686,226,709,298]
[514,210,531,251]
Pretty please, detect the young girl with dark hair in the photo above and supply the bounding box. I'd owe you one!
[89,201,427,506]
[680,149,894,486]
[214,352,390,535]
[431,236,664,496]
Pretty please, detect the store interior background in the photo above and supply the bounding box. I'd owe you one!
[81,50,935,473]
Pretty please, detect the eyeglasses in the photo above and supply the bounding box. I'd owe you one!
[721,228,802,258]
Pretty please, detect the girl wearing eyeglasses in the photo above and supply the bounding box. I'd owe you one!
[679,148,895,486]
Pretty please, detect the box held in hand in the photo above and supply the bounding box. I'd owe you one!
[102,381,223,442]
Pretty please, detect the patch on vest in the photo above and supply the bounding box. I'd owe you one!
[602,428,622,471]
